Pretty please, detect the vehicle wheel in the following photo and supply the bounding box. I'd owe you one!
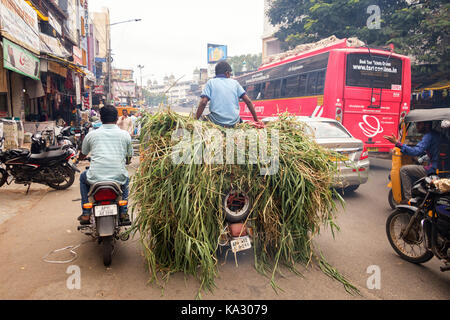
[47,165,75,190]
[388,189,399,210]
[386,209,434,264]
[102,236,114,267]
[0,169,7,188]
[343,185,359,193]
[222,190,252,223]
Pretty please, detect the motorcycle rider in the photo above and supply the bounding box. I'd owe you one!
[384,121,442,203]
[77,105,133,225]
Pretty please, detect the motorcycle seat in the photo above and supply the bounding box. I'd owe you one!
[9,149,30,157]
[30,150,67,162]
[47,145,62,151]
[88,181,123,197]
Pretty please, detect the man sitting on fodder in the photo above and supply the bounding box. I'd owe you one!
[196,61,262,128]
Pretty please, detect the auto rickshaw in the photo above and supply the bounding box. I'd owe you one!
[387,108,450,209]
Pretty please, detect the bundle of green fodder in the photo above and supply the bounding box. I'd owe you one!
[131,110,357,297]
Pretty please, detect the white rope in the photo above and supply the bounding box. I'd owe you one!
[42,240,91,264]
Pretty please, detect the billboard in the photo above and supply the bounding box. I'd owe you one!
[207,44,227,64]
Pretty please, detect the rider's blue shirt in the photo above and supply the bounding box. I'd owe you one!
[200,75,246,127]
[398,131,442,174]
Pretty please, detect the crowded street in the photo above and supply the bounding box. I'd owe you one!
[0,157,448,300]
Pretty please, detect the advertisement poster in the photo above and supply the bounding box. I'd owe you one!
[3,38,40,80]
[0,0,39,53]
[207,44,227,64]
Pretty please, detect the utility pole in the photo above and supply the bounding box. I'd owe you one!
[137,64,144,103]
[105,18,142,105]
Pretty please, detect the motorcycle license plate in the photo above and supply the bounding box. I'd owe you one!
[230,236,252,253]
[94,205,118,217]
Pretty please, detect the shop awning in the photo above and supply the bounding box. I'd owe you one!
[413,79,450,93]
[40,33,71,59]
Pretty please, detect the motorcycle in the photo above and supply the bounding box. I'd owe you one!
[0,133,79,192]
[386,176,450,272]
[217,190,254,258]
[77,180,132,267]
[60,123,91,157]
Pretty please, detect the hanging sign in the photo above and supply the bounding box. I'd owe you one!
[2,38,40,80]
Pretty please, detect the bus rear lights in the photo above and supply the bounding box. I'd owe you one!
[352,168,367,172]
[335,108,343,122]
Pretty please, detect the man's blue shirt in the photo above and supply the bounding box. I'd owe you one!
[399,131,442,174]
[201,75,246,127]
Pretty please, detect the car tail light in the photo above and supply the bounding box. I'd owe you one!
[360,147,369,161]
[94,189,118,201]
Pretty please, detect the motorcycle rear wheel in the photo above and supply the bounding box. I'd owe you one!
[386,209,434,264]
[0,169,7,188]
[102,236,113,267]
[47,165,75,190]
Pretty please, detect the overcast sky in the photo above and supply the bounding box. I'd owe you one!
[89,0,265,85]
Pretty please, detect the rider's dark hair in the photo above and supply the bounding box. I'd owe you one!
[100,105,118,124]
[215,61,232,76]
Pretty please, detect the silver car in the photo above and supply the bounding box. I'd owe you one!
[262,116,370,192]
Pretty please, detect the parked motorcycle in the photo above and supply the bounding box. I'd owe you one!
[386,176,450,272]
[60,123,91,157]
[77,180,131,266]
[0,133,79,191]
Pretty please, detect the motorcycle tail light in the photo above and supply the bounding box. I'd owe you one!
[94,189,118,201]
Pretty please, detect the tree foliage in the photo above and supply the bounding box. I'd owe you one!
[227,53,262,73]
[268,0,449,80]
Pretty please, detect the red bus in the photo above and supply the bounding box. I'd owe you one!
[236,39,411,154]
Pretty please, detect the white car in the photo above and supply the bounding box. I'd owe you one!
[262,116,370,192]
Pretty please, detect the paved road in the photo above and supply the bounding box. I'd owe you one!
[0,157,448,300]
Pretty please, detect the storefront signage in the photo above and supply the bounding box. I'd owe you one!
[0,0,40,54]
[48,12,62,36]
[48,61,67,78]
[73,46,83,66]
[94,85,104,95]
[2,38,40,80]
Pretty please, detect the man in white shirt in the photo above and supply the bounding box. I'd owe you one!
[117,109,133,136]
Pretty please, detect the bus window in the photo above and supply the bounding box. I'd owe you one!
[346,53,403,89]
[298,74,307,97]
[306,72,318,96]
[264,80,282,99]
[255,83,264,100]
[316,70,326,95]
[246,85,255,99]
[284,76,300,98]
